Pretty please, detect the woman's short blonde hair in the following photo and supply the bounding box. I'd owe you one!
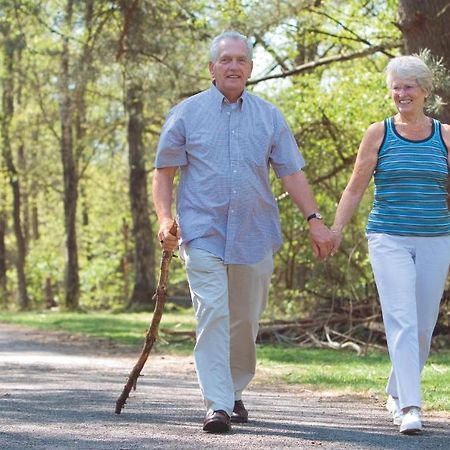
[386,55,433,94]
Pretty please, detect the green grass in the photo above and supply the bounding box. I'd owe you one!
[257,345,389,390]
[1,310,449,412]
[257,345,450,412]
[0,308,196,354]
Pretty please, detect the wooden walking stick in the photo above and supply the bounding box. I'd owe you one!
[115,220,178,414]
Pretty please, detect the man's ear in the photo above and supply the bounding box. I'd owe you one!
[208,61,215,80]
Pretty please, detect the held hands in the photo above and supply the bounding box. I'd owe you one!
[308,220,336,260]
[157,218,180,252]
[330,228,343,256]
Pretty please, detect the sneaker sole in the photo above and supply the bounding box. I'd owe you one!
[400,427,422,435]
[400,420,422,435]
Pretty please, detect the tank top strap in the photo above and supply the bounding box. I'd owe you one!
[432,118,440,137]
[431,118,448,155]
[385,116,394,135]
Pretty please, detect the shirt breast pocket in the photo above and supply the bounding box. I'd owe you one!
[245,130,272,167]
[186,130,217,160]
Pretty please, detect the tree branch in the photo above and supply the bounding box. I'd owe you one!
[254,31,290,72]
[247,43,401,86]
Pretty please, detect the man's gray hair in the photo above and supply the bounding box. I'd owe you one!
[386,55,433,94]
[209,31,253,62]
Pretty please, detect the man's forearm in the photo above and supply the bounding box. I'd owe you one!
[281,170,319,218]
[152,167,177,224]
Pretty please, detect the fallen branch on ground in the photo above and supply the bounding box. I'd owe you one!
[257,302,386,353]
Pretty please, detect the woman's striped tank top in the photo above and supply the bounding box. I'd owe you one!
[366,116,450,236]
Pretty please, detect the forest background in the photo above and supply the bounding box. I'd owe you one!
[1,0,450,350]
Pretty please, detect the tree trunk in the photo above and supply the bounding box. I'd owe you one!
[17,144,30,250]
[118,0,156,310]
[16,49,30,251]
[80,184,92,260]
[31,195,39,240]
[121,218,131,301]
[0,207,7,302]
[1,34,30,310]
[30,130,40,241]
[58,0,104,309]
[59,0,80,310]
[126,83,156,309]
[75,1,93,263]
[398,0,450,122]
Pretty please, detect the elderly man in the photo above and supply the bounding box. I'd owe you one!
[152,31,333,433]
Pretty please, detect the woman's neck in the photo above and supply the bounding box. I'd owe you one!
[395,111,429,127]
[393,112,432,141]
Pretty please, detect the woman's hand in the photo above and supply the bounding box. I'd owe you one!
[330,228,343,256]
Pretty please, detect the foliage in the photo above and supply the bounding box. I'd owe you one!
[251,1,401,315]
[416,48,450,114]
[1,0,449,334]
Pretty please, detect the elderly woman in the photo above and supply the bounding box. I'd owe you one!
[331,55,450,434]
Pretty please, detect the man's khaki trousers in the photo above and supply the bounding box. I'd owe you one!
[180,244,273,415]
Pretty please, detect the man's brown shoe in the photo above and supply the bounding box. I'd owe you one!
[203,410,231,433]
[231,400,248,423]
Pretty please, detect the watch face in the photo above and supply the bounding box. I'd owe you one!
[315,213,323,220]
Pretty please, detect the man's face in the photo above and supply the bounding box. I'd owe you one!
[209,38,253,103]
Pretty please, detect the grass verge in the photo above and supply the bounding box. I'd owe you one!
[0,309,195,354]
[256,346,450,412]
[0,310,449,412]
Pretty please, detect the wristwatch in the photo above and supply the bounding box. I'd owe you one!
[306,212,323,222]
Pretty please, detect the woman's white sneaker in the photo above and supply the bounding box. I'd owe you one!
[386,395,403,425]
[399,407,422,434]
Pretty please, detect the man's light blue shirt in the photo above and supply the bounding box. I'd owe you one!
[155,84,305,264]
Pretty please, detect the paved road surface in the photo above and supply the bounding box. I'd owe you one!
[0,323,449,449]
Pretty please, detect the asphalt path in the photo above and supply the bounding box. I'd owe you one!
[0,323,449,449]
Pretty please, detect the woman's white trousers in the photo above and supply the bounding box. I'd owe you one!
[367,233,450,410]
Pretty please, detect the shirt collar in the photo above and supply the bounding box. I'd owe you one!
[209,83,245,111]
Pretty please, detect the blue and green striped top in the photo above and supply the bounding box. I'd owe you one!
[366,117,450,236]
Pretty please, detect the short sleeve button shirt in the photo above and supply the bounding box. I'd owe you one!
[155,84,305,264]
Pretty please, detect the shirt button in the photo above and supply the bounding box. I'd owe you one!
[233,170,237,173]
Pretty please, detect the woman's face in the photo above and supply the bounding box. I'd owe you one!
[390,76,428,115]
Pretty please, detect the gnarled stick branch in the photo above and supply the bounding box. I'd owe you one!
[115,220,178,414]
